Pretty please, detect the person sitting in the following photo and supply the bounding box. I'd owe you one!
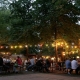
[65,58,71,74]
[70,57,79,74]
[15,56,23,72]
[26,56,35,71]
[0,55,3,73]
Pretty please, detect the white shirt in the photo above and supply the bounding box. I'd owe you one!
[71,60,78,69]
[30,58,35,65]
[24,60,27,66]
[3,58,7,63]
[6,59,11,63]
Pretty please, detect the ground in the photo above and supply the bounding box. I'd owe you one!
[0,71,80,80]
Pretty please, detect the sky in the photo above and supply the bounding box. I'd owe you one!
[9,0,36,3]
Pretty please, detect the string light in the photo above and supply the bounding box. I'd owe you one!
[11,46,14,49]
[19,45,23,48]
[25,45,28,48]
[1,46,3,48]
[6,46,8,48]
[15,46,17,48]
[46,44,48,47]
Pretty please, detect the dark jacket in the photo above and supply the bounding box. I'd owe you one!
[0,57,3,66]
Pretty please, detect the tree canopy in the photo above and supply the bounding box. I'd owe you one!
[0,0,11,44]
[1,0,80,45]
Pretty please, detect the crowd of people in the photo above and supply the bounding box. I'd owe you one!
[25,56,51,72]
[0,54,80,75]
[65,57,80,74]
[0,55,23,73]
[24,56,80,75]
[0,55,51,73]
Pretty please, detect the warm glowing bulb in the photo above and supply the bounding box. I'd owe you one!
[57,43,60,46]
[52,44,55,47]
[25,45,28,48]
[51,57,54,60]
[66,46,69,48]
[74,46,77,48]
[1,46,3,48]
[11,46,13,49]
[19,45,23,48]
[15,46,17,48]
[76,56,79,58]
[46,44,48,47]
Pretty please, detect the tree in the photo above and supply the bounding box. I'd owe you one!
[9,0,80,45]
[0,1,11,44]
[9,0,37,44]
[75,0,80,8]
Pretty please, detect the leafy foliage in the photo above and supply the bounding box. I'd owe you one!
[0,9,10,44]
[9,0,80,45]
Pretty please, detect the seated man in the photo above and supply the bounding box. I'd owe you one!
[26,56,36,71]
[70,58,79,74]
[65,58,71,74]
